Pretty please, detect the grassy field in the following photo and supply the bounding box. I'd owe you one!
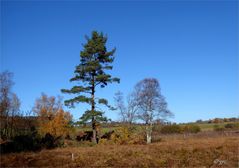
[1,134,238,167]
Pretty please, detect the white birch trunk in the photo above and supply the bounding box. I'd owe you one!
[146,124,152,144]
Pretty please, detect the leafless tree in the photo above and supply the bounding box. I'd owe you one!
[33,93,62,121]
[9,93,21,137]
[114,91,137,124]
[134,78,172,144]
[0,71,14,116]
[0,71,17,139]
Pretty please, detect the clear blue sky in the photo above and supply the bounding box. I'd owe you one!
[1,1,238,123]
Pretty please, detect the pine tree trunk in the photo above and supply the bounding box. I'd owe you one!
[91,75,97,143]
[92,117,96,143]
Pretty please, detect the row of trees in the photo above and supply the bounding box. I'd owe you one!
[0,71,73,141]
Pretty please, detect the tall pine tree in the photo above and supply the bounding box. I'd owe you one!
[61,31,120,143]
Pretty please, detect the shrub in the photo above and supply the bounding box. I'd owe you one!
[38,109,73,138]
[100,126,145,145]
[152,124,162,132]
[13,134,41,152]
[160,125,182,134]
[224,123,239,129]
[33,94,73,138]
[213,125,225,132]
[183,124,201,133]
[98,138,109,145]
[76,131,93,142]
[151,135,162,143]
[41,133,65,149]
[0,132,42,153]
[110,127,131,144]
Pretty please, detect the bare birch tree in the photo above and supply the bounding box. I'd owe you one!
[134,78,172,144]
[114,91,137,124]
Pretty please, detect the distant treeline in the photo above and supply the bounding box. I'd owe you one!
[76,117,239,128]
[195,117,239,124]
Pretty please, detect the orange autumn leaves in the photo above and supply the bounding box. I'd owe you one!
[39,109,72,137]
[33,93,72,137]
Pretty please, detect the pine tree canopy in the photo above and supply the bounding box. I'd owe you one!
[61,31,120,124]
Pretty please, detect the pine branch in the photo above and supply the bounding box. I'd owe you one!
[61,86,91,94]
[64,96,91,107]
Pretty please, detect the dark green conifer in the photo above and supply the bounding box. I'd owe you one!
[61,31,120,143]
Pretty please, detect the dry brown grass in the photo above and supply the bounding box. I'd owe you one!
[1,135,238,167]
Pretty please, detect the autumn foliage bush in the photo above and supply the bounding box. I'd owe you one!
[33,93,73,138]
[38,109,73,137]
[99,126,145,145]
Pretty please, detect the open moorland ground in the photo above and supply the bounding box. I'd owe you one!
[1,134,238,168]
